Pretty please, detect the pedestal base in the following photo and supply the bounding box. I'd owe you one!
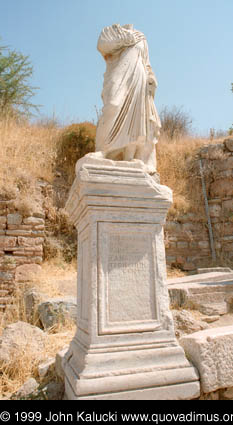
[64,155,200,400]
[64,334,199,400]
[65,380,199,400]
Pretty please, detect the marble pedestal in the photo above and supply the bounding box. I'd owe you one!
[63,154,200,400]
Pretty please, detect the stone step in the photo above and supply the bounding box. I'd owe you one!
[168,273,233,315]
[187,292,226,304]
[168,272,233,286]
[196,303,227,316]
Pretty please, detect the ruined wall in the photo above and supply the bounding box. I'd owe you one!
[165,137,233,271]
[0,200,45,311]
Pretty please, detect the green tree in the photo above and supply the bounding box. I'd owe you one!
[0,42,38,118]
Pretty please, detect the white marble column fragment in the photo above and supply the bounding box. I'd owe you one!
[63,154,200,400]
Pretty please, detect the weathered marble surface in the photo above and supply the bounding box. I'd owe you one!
[95,24,161,173]
[64,156,200,400]
[180,326,233,393]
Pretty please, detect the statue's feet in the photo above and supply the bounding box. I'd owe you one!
[85,151,106,159]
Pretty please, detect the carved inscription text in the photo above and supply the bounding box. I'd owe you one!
[107,232,156,322]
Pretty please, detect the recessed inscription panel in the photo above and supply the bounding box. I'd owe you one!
[98,222,160,335]
[108,233,155,322]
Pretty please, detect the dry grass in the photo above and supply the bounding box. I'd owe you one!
[0,326,75,398]
[166,267,187,279]
[0,117,61,216]
[30,258,77,298]
[0,118,60,186]
[0,259,76,399]
[157,135,225,219]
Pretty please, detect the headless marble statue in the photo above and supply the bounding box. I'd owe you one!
[95,23,161,173]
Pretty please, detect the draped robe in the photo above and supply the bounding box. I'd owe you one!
[95,24,161,161]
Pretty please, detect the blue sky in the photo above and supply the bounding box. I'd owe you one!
[1,0,232,135]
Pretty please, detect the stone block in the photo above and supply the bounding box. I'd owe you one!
[41,381,64,400]
[202,315,220,323]
[165,222,182,233]
[167,241,177,249]
[200,143,224,160]
[222,235,233,241]
[215,157,233,171]
[223,242,233,252]
[56,346,69,380]
[34,225,45,230]
[180,327,233,393]
[197,267,232,274]
[0,321,46,365]
[15,264,41,282]
[7,213,22,225]
[0,296,13,304]
[38,357,55,378]
[210,178,233,198]
[33,211,45,219]
[198,241,209,249]
[0,271,14,282]
[14,378,39,398]
[224,138,233,152]
[38,297,77,329]
[18,237,36,247]
[0,236,17,248]
[176,256,186,265]
[209,203,221,218]
[13,249,26,256]
[7,225,32,230]
[0,201,8,207]
[167,272,233,315]
[31,231,44,237]
[218,169,233,179]
[222,199,233,211]
[0,217,6,224]
[166,256,176,264]
[32,256,43,264]
[23,287,44,322]
[195,303,227,316]
[222,387,233,399]
[23,217,44,226]
[182,262,196,271]
[189,241,198,249]
[6,230,32,237]
[177,241,189,249]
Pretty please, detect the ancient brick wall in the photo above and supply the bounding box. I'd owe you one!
[165,137,233,271]
[0,201,45,311]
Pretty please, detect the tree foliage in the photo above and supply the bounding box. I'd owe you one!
[56,122,96,184]
[0,42,38,118]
